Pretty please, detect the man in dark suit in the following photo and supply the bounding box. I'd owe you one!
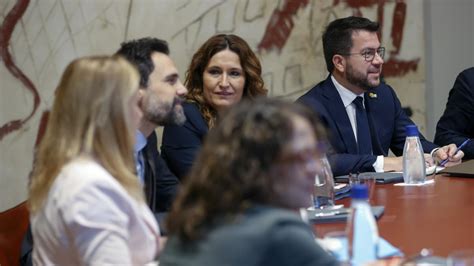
[116,38,188,213]
[297,16,462,176]
[435,67,474,160]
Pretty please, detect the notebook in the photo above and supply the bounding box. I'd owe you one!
[439,159,474,177]
[334,165,445,184]
[334,183,351,200]
[308,206,384,224]
[334,172,403,184]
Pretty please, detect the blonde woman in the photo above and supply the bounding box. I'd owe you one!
[28,56,160,264]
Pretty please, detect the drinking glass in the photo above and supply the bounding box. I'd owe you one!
[310,157,337,209]
[358,173,376,202]
[448,249,474,266]
[349,173,376,203]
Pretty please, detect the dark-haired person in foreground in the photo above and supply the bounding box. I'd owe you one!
[435,67,474,160]
[159,98,338,266]
[297,16,462,176]
[116,37,187,213]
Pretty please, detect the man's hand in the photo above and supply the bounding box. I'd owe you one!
[383,157,403,172]
[424,153,435,167]
[384,154,435,172]
[434,144,464,167]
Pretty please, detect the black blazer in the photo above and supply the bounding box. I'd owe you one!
[161,102,209,180]
[435,67,474,160]
[143,131,180,212]
[297,75,438,176]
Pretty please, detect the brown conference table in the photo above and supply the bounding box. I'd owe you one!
[314,174,474,257]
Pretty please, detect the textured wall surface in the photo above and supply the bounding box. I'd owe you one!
[0,0,424,211]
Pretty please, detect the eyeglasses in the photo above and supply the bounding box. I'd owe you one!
[341,47,385,62]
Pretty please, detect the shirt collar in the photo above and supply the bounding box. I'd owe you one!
[134,130,147,153]
[331,75,365,108]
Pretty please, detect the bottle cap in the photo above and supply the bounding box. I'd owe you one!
[351,184,368,200]
[405,125,419,137]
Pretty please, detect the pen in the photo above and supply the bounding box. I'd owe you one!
[439,139,471,166]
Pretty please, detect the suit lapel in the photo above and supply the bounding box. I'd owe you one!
[321,78,358,154]
[364,92,385,156]
[143,144,157,211]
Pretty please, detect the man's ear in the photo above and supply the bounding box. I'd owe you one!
[137,88,146,107]
[332,55,346,73]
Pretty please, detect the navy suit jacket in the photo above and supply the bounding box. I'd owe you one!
[144,131,180,212]
[435,67,474,160]
[161,102,209,180]
[297,75,438,176]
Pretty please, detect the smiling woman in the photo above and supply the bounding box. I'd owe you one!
[161,34,267,180]
[202,49,246,114]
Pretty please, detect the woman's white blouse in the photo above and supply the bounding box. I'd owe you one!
[31,157,160,265]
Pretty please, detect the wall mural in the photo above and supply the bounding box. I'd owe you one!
[0,0,424,210]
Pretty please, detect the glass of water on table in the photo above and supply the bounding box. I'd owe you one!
[309,156,343,210]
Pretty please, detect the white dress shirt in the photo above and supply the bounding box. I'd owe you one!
[31,157,160,265]
[331,76,384,172]
[134,130,147,185]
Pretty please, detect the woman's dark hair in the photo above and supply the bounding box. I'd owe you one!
[166,98,326,241]
[185,34,267,128]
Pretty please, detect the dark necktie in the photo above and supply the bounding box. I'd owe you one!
[142,146,157,212]
[353,96,373,154]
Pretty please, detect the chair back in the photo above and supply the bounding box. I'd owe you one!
[0,202,29,266]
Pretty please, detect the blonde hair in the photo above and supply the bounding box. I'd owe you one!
[29,55,143,213]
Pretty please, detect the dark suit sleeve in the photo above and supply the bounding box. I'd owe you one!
[435,68,474,160]
[20,225,33,266]
[161,103,208,180]
[146,132,180,212]
[326,153,377,177]
[155,151,180,212]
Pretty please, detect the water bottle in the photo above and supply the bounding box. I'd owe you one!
[312,155,335,209]
[403,125,426,184]
[346,184,379,265]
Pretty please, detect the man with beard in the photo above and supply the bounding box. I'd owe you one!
[297,16,462,176]
[116,38,187,214]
